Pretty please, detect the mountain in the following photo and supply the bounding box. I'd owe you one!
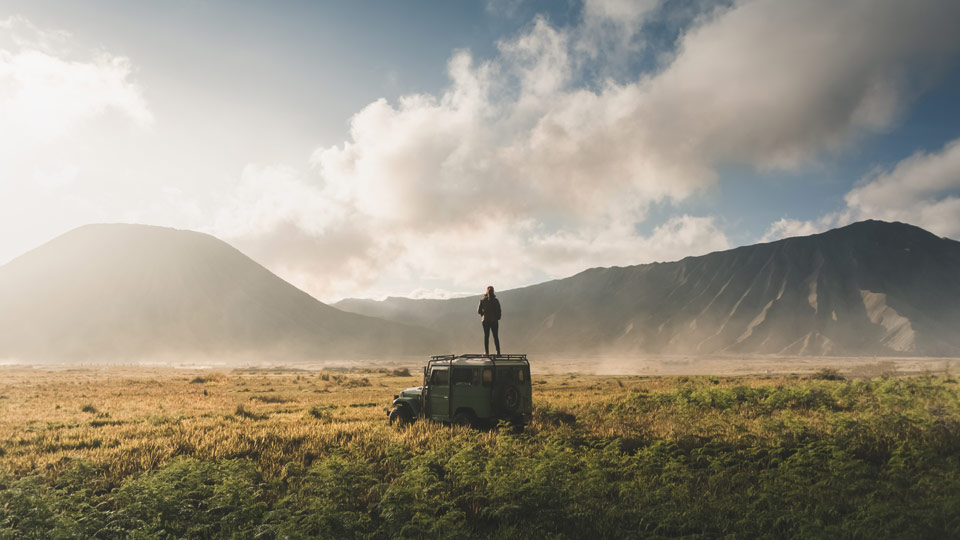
[0,224,436,362]
[336,221,960,357]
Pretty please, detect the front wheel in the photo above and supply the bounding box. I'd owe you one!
[389,406,413,428]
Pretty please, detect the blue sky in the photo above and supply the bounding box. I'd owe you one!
[2,0,960,301]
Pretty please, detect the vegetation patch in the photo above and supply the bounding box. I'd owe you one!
[234,405,268,421]
[189,373,226,384]
[2,370,960,539]
[308,404,337,421]
[249,395,290,404]
[341,377,371,388]
[89,419,124,428]
[811,367,845,380]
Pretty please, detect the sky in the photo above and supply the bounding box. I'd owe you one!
[2,0,960,303]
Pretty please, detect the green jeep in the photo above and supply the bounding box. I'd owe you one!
[388,354,533,428]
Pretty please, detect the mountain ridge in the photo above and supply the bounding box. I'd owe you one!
[336,220,960,357]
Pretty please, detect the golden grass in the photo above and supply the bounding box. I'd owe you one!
[0,365,846,483]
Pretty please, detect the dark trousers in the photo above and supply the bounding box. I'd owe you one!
[482,320,501,355]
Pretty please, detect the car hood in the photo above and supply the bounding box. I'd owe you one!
[400,386,423,399]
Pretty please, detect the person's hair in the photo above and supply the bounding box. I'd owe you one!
[485,285,495,298]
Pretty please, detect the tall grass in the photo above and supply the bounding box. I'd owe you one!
[1,368,959,538]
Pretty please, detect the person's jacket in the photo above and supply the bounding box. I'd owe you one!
[478,296,501,322]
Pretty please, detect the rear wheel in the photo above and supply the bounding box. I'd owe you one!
[389,405,413,428]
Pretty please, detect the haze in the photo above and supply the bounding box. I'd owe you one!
[3,0,960,304]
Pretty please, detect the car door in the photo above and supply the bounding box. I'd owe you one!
[428,367,450,421]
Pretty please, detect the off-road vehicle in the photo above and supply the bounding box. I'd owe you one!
[387,354,532,428]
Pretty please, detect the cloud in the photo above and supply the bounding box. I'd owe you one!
[220,160,731,300]
[760,216,834,243]
[0,16,152,183]
[762,137,960,241]
[0,16,154,263]
[0,16,151,153]
[843,138,960,237]
[576,0,660,62]
[210,0,960,300]
[640,0,960,170]
[407,288,475,300]
[0,15,71,53]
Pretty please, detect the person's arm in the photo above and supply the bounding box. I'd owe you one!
[497,299,502,320]
[477,299,484,317]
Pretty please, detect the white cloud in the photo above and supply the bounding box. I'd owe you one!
[0,16,151,153]
[762,137,960,241]
[0,15,71,53]
[760,216,834,242]
[0,16,154,264]
[211,0,960,300]
[844,138,960,238]
[209,164,341,239]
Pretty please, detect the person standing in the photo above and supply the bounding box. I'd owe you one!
[477,286,502,355]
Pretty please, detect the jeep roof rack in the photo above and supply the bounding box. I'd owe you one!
[427,354,529,368]
[430,353,527,362]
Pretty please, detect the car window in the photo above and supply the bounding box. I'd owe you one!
[517,369,525,383]
[431,368,449,385]
[482,367,493,385]
[452,367,472,385]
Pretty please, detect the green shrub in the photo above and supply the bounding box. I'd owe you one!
[811,367,845,380]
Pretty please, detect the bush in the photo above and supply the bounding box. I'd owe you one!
[189,373,226,384]
[811,368,845,380]
[249,395,290,404]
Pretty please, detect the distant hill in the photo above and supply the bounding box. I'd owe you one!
[0,224,436,362]
[336,221,960,356]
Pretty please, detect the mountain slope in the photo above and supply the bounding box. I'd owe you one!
[336,221,960,356]
[0,224,435,361]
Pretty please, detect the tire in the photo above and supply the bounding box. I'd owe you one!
[388,405,413,428]
[501,385,521,412]
[452,410,475,428]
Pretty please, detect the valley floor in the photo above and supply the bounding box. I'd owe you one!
[1,365,959,538]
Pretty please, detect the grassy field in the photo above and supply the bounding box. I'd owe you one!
[1,365,959,539]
